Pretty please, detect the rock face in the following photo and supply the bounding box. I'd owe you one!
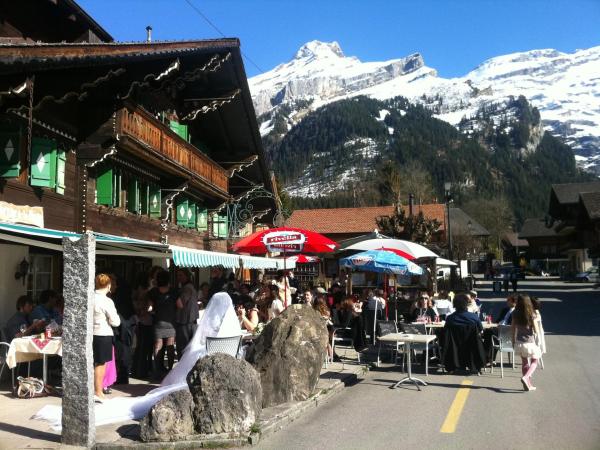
[186,353,262,435]
[247,304,328,408]
[140,389,195,442]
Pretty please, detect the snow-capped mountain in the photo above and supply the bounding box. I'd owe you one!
[249,40,600,172]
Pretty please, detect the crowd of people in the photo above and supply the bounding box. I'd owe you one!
[5,266,546,397]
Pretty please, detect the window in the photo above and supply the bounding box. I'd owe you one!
[26,254,54,303]
[211,213,228,238]
[0,128,21,178]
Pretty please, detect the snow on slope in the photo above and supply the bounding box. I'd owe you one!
[249,41,600,170]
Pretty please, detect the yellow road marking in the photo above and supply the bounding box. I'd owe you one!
[440,380,474,433]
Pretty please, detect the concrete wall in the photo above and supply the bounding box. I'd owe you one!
[0,244,28,330]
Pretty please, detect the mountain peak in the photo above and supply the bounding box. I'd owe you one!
[294,40,345,60]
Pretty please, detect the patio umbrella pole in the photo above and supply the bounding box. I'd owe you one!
[384,273,388,320]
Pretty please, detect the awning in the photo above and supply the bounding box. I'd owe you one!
[0,222,168,258]
[0,221,288,270]
[170,245,240,269]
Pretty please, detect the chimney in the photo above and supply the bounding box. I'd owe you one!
[408,193,414,217]
[146,25,153,43]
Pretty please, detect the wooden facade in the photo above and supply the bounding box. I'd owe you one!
[0,0,276,310]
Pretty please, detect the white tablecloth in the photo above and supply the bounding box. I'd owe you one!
[6,336,63,368]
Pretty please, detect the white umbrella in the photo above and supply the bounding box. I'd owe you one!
[341,238,438,260]
[436,257,457,266]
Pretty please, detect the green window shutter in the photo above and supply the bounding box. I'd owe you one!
[140,183,150,215]
[30,138,57,188]
[96,166,113,206]
[0,131,21,178]
[55,150,66,195]
[169,120,189,142]
[196,207,208,231]
[176,197,189,226]
[218,214,228,238]
[113,170,122,207]
[127,178,140,214]
[186,201,196,229]
[149,185,161,218]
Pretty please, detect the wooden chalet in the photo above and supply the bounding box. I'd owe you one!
[0,1,278,319]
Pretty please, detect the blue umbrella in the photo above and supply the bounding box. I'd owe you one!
[340,249,424,275]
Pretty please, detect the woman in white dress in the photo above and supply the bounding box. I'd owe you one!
[35,292,240,428]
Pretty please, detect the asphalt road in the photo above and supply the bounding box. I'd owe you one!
[251,278,600,450]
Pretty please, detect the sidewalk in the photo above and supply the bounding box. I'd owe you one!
[0,346,365,449]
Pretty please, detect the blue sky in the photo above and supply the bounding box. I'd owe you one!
[79,0,600,78]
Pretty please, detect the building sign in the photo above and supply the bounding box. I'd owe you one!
[0,201,44,228]
[262,230,306,253]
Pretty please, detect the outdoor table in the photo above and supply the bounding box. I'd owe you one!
[6,336,63,385]
[411,321,445,333]
[482,322,498,330]
[379,333,437,391]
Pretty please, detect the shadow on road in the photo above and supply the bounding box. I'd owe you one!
[477,279,600,337]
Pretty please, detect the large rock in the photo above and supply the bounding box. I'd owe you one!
[246,304,328,407]
[186,353,262,434]
[140,389,195,442]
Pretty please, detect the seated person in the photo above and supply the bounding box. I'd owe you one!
[495,295,516,325]
[466,292,480,314]
[335,297,367,352]
[313,297,334,360]
[443,293,486,372]
[237,301,259,332]
[445,293,482,333]
[410,295,438,322]
[5,295,45,340]
[30,289,61,324]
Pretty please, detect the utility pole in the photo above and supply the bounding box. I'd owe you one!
[444,182,456,289]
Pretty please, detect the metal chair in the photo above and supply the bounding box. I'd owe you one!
[375,320,403,368]
[332,327,360,369]
[491,325,515,377]
[205,335,243,358]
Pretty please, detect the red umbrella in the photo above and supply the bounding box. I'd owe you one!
[233,227,337,307]
[286,254,320,264]
[232,227,338,254]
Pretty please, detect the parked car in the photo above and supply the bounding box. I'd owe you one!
[574,266,599,283]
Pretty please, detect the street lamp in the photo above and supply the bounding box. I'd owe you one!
[444,182,456,288]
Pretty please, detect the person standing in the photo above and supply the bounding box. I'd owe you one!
[93,274,121,402]
[174,268,198,359]
[148,270,178,378]
[512,294,542,391]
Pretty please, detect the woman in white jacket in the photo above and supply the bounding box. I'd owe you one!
[93,273,120,402]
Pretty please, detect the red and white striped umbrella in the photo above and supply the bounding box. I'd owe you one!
[341,238,438,260]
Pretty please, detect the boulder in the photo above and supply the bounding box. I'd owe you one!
[246,304,328,407]
[186,353,262,434]
[140,389,194,442]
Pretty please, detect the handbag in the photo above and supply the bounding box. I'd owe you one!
[16,376,46,399]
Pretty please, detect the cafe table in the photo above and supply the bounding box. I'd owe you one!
[379,333,437,391]
[6,335,63,385]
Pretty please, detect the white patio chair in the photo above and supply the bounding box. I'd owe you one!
[491,325,515,377]
[205,335,243,358]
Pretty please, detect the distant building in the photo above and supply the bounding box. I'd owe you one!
[521,181,600,274]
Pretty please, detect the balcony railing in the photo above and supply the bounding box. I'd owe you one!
[116,105,229,194]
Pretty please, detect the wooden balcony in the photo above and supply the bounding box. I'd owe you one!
[116,105,229,194]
